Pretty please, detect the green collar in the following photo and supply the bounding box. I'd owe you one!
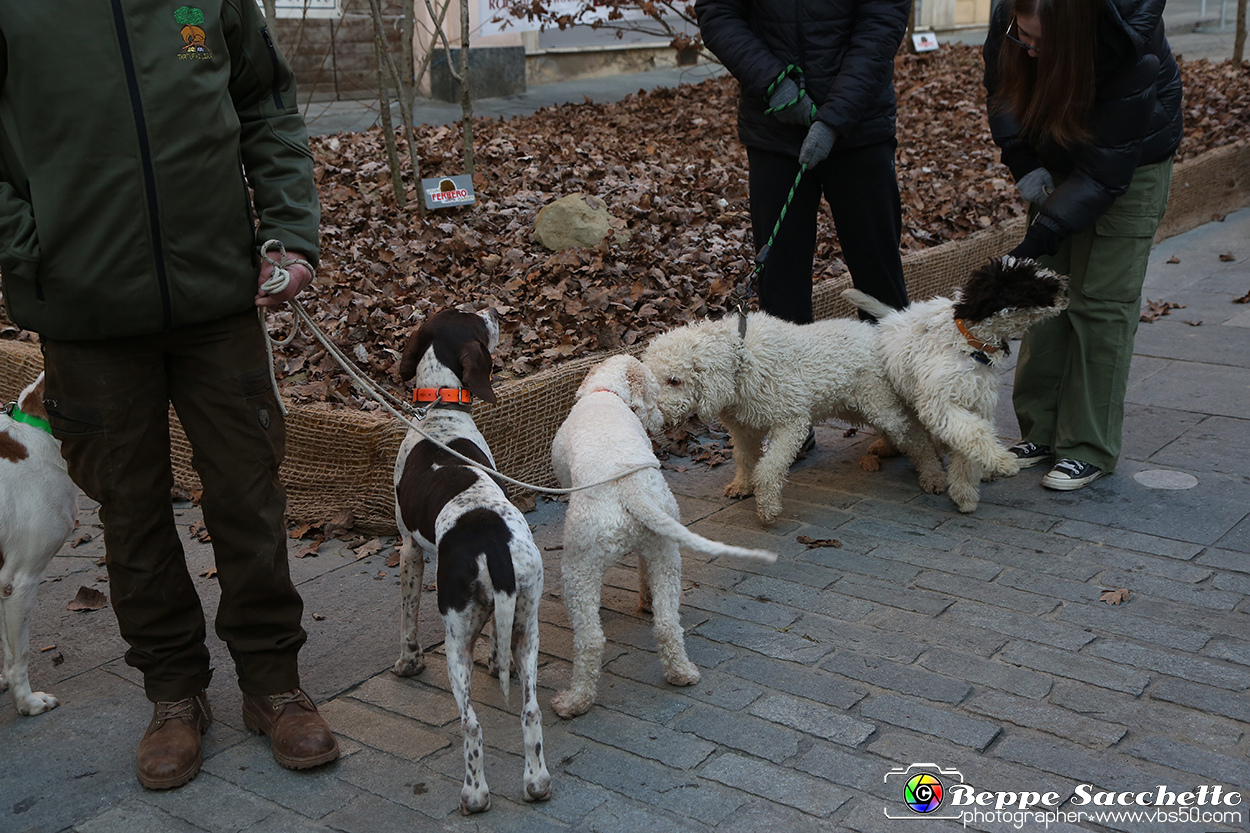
[7,403,53,435]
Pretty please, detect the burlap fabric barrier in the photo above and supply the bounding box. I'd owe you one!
[3,142,1247,534]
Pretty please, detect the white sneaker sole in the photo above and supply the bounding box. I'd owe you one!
[1042,470,1103,490]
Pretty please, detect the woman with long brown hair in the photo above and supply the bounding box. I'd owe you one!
[984,0,1182,491]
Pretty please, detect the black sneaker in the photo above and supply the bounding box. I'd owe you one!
[1042,458,1103,491]
[1008,441,1052,468]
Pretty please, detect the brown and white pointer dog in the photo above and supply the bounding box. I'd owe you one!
[390,308,551,814]
[1,372,78,716]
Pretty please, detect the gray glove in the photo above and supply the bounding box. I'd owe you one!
[1017,167,1055,205]
[768,78,814,127]
[798,121,837,168]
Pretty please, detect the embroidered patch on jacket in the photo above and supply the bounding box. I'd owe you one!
[175,6,213,59]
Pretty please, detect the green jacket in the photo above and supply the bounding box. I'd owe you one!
[0,0,320,340]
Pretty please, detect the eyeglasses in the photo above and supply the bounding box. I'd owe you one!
[1005,17,1040,53]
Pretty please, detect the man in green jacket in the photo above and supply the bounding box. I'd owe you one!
[0,1,338,789]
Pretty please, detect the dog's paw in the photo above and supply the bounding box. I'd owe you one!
[551,690,592,719]
[948,484,979,514]
[859,453,882,472]
[919,471,948,494]
[16,691,59,716]
[391,654,426,677]
[460,789,491,815]
[664,663,701,687]
[986,453,1021,479]
[0,675,8,694]
[724,480,754,499]
[524,776,553,803]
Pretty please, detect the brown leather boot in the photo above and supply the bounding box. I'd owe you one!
[241,688,339,769]
[136,692,212,790]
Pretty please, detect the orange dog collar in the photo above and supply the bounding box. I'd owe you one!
[414,387,472,405]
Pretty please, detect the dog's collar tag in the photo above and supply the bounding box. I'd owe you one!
[971,351,992,366]
[5,402,53,434]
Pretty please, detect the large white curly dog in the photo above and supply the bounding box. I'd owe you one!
[641,313,946,524]
[845,256,1069,513]
[550,355,776,718]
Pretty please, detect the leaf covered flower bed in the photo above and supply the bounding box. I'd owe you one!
[2,47,1247,411]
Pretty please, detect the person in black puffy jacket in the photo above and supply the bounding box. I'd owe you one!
[984,0,1182,492]
[695,0,912,328]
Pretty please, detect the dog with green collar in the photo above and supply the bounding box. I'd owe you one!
[1,372,79,715]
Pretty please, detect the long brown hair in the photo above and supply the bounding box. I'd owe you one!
[993,0,1100,148]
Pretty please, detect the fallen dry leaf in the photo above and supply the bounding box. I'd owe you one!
[1140,298,1186,323]
[1100,587,1130,605]
[67,586,108,611]
[1234,290,1250,304]
[323,508,355,539]
[1218,252,1236,262]
[797,535,842,549]
[312,613,326,621]
[70,532,94,548]
[385,549,401,568]
[354,538,384,559]
[1184,320,1203,326]
[199,567,218,579]
[294,540,322,558]
[188,519,211,543]
[1166,255,1180,264]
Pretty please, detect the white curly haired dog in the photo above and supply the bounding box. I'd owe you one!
[641,313,947,524]
[550,354,776,718]
[844,256,1069,513]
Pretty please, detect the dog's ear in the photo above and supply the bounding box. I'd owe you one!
[459,341,498,404]
[476,308,500,352]
[397,328,424,382]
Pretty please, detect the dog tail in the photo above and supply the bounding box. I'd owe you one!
[492,589,516,705]
[629,498,777,563]
[842,288,893,321]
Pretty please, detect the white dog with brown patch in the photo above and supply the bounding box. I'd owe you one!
[1,372,78,716]
[390,309,551,814]
[550,355,776,718]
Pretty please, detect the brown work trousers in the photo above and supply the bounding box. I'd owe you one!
[42,310,305,703]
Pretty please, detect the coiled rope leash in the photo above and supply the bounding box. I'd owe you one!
[256,240,659,496]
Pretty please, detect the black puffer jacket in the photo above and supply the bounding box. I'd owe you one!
[983,0,1183,257]
[696,0,911,155]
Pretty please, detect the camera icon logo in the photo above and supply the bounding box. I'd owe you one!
[883,762,964,820]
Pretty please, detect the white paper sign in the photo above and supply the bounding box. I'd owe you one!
[912,31,939,52]
[422,175,476,210]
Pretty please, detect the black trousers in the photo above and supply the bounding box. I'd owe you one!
[42,311,305,702]
[748,140,909,324]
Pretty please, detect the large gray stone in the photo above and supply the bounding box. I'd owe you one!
[533,193,616,251]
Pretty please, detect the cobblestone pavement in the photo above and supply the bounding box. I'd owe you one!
[3,12,1247,830]
[4,207,1248,833]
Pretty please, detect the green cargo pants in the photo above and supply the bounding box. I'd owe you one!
[1013,157,1174,474]
[42,310,305,702]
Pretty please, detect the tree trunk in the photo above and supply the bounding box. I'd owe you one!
[460,0,475,176]
[1235,0,1247,64]
[373,16,406,207]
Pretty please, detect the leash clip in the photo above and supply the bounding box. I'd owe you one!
[2,400,15,417]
